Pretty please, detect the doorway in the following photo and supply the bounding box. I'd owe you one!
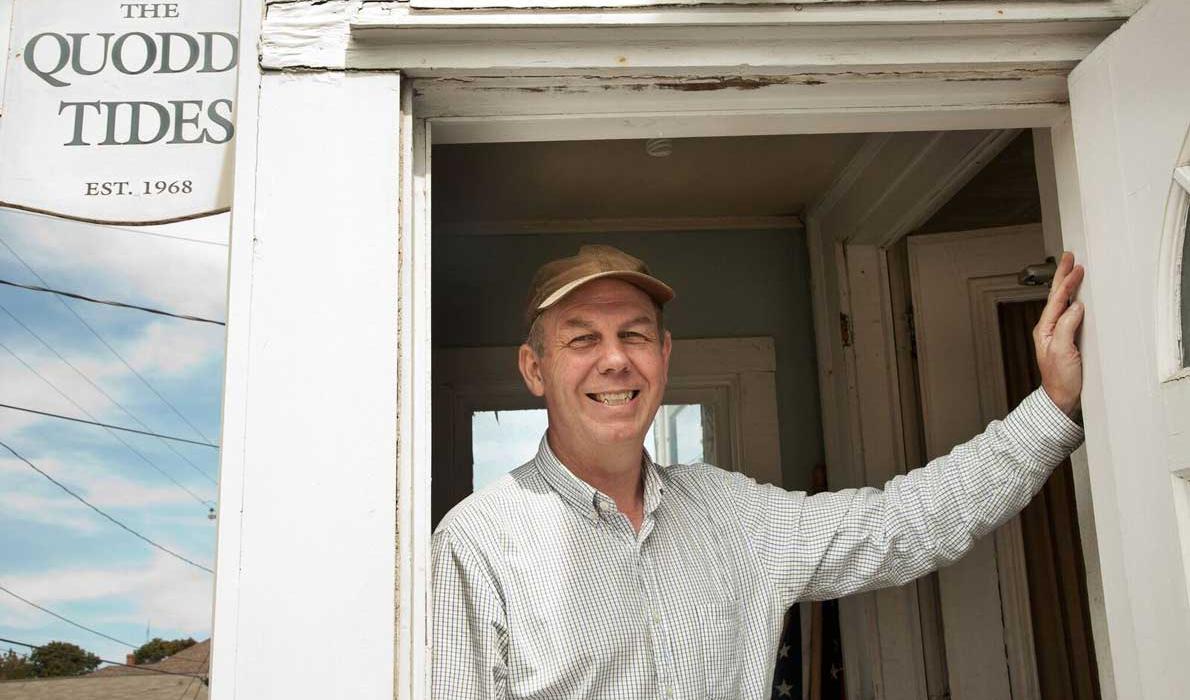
[426,124,1101,700]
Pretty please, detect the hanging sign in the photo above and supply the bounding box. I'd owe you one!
[0,1,239,224]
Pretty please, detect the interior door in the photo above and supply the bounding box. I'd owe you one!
[908,224,1049,700]
[909,224,1100,700]
[1057,0,1190,696]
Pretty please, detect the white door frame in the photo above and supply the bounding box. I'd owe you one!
[213,3,1143,699]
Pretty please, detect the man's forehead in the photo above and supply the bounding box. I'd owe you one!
[559,312,655,329]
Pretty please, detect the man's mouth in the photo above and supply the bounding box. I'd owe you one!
[586,390,640,406]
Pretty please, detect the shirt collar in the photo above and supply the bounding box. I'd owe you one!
[534,435,668,522]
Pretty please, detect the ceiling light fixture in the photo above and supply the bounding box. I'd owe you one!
[645,138,673,157]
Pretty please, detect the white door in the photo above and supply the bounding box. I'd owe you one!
[1056,0,1190,696]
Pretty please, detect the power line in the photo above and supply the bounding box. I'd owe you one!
[0,403,219,449]
[0,301,221,476]
[0,278,225,326]
[0,205,228,248]
[0,583,137,648]
[0,236,218,445]
[0,637,206,680]
[0,439,215,574]
[175,644,212,698]
[0,340,215,506]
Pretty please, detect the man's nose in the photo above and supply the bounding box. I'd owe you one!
[596,338,630,374]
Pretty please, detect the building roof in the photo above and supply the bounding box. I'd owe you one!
[0,640,209,700]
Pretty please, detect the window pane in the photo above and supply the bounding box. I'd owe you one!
[647,404,710,466]
[1182,206,1190,367]
[470,403,713,491]
[471,409,548,491]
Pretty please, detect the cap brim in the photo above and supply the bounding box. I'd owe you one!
[537,270,676,312]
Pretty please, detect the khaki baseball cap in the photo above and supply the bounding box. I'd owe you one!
[526,244,676,325]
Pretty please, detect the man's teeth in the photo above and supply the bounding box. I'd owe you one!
[591,391,637,405]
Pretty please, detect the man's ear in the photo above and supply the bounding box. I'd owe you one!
[518,344,546,397]
[661,329,673,370]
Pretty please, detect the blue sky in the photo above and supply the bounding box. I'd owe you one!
[0,208,228,665]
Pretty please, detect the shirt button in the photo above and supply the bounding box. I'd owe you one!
[666,686,674,698]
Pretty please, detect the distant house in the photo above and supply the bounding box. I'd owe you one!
[0,639,209,700]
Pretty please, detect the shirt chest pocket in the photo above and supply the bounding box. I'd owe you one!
[697,597,742,699]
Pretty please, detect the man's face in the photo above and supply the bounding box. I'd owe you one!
[519,278,671,457]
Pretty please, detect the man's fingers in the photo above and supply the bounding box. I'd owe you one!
[1052,300,1085,350]
[1038,259,1084,335]
[1050,251,1074,295]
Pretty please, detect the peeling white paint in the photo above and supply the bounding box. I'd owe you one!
[261,0,360,70]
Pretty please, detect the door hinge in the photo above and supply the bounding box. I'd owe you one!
[839,312,853,347]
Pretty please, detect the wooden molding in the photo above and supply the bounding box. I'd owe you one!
[261,1,1125,76]
[810,129,1021,247]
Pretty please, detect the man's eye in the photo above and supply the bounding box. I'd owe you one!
[568,334,597,346]
[621,331,649,343]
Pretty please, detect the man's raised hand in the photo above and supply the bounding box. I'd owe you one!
[1034,251,1086,416]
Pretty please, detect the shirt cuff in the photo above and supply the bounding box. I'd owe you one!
[1001,387,1085,465]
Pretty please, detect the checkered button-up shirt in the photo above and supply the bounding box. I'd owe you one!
[432,388,1083,699]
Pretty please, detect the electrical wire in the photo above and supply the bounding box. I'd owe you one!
[0,236,218,445]
[0,637,206,679]
[0,439,214,574]
[0,302,220,474]
[0,583,136,648]
[0,340,215,506]
[0,205,228,248]
[175,644,212,698]
[0,403,219,449]
[0,278,225,326]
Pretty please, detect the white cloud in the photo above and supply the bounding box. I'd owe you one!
[0,489,104,534]
[0,311,223,439]
[119,320,225,378]
[0,450,211,535]
[0,211,229,321]
[0,336,126,426]
[0,553,214,633]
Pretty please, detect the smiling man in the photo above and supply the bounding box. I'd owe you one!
[432,244,1087,699]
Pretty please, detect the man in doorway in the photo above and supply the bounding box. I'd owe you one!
[433,244,1086,699]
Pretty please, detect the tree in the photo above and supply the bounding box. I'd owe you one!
[0,649,34,680]
[133,637,196,665]
[29,641,100,677]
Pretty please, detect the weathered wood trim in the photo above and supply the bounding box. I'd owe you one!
[258,1,1124,75]
[401,103,434,700]
[845,243,931,699]
[407,0,1141,13]
[805,218,871,700]
[812,129,1021,246]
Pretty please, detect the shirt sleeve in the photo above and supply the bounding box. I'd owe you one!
[432,527,509,699]
[738,388,1084,607]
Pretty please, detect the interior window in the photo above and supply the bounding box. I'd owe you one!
[471,403,712,491]
[1181,205,1189,367]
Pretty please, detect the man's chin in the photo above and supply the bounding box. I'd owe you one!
[585,424,648,447]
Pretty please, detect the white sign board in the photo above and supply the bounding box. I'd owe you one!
[0,1,238,224]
